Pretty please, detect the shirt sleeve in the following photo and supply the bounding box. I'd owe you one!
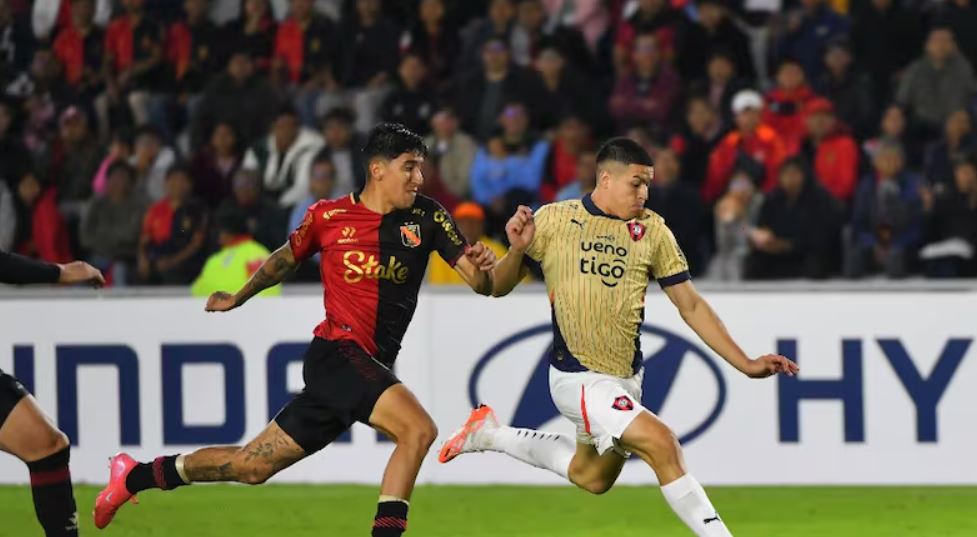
[0,251,61,285]
[649,224,691,288]
[524,204,554,262]
[430,203,468,267]
[288,203,323,262]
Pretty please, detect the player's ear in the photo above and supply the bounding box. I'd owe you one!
[369,158,383,182]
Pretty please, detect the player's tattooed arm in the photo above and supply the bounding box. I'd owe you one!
[205,243,298,312]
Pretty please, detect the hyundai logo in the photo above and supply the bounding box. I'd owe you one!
[468,324,727,445]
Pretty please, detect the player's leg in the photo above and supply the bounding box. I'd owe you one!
[0,375,79,537]
[565,441,626,495]
[367,384,438,536]
[620,412,732,537]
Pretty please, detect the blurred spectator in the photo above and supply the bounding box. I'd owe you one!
[0,180,14,250]
[454,35,546,142]
[775,0,849,81]
[689,50,750,129]
[342,0,400,131]
[289,151,334,234]
[896,27,977,142]
[745,157,840,280]
[608,32,680,132]
[13,170,72,263]
[192,52,282,150]
[321,107,363,197]
[540,115,590,203]
[32,0,110,41]
[191,204,281,297]
[457,0,515,77]
[51,0,105,102]
[708,170,762,281]
[41,107,102,208]
[509,0,592,74]
[97,0,164,134]
[705,90,787,203]
[0,101,28,187]
[130,125,177,202]
[18,49,67,154]
[92,128,133,195]
[0,0,35,88]
[427,201,506,284]
[933,0,977,73]
[137,164,207,284]
[923,110,976,190]
[470,101,549,227]
[222,0,276,71]
[402,0,461,89]
[534,44,605,133]
[678,0,755,82]
[646,148,705,275]
[191,121,243,208]
[846,141,923,279]
[851,0,923,104]
[556,149,596,201]
[424,107,477,199]
[273,0,340,84]
[920,157,977,278]
[816,37,876,140]
[763,59,816,154]
[80,161,146,285]
[864,105,922,169]
[668,96,723,194]
[219,169,286,251]
[540,0,608,54]
[800,98,859,204]
[380,53,436,136]
[242,105,324,207]
[613,0,685,75]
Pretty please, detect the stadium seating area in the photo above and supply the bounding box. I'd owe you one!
[1,0,976,286]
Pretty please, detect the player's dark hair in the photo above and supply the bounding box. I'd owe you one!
[595,137,654,168]
[362,123,428,173]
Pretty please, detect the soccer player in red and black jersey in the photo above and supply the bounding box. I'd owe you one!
[0,252,104,536]
[94,124,497,536]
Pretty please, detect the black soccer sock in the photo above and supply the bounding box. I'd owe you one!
[27,447,79,537]
[372,499,409,536]
[125,455,189,494]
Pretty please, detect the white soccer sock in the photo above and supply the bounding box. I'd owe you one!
[483,426,575,479]
[660,474,732,536]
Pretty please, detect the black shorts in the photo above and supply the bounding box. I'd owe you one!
[274,338,400,454]
[0,368,29,428]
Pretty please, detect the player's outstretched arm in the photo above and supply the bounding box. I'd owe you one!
[205,242,297,312]
[663,280,799,379]
[492,206,535,297]
[0,251,104,287]
[454,242,497,296]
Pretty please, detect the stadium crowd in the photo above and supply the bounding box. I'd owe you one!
[1,0,976,287]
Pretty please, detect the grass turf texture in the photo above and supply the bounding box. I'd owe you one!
[1,485,975,536]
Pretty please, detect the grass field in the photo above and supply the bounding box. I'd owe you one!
[1,484,975,536]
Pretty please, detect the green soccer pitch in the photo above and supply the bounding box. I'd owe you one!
[2,484,975,536]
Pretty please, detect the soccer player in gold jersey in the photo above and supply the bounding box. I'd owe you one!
[439,138,799,536]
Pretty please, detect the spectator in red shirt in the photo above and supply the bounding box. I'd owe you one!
[800,97,860,204]
[52,0,104,102]
[609,31,680,132]
[13,170,72,263]
[705,89,788,203]
[540,115,591,203]
[96,0,163,137]
[137,164,208,284]
[274,0,340,85]
[763,59,816,155]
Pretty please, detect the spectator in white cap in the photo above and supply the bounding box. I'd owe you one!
[704,89,787,203]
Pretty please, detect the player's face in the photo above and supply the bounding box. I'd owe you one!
[376,153,425,209]
[601,163,652,219]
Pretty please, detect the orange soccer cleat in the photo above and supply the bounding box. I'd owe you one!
[438,404,499,463]
[93,453,140,529]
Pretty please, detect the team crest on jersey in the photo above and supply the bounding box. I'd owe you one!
[612,396,634,411]
[627,221,646,242]
[400,223,422,248]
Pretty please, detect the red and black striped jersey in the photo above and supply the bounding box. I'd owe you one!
[289,192,467,366]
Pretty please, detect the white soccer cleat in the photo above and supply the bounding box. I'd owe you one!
[438,404,499,463]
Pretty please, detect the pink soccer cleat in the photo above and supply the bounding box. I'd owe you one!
[438,404,499,463]
[93,453,140,529]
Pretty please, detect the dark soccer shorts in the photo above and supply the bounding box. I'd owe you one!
[274,338,401,454]
[0,368,29,428]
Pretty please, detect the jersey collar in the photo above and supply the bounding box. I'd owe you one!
[582,193,624,221]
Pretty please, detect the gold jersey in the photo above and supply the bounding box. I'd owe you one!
[525,195,690,378]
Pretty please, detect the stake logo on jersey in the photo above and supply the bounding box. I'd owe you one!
[343,251,409,284]
[612,395,634,411]
[400,223,422,248]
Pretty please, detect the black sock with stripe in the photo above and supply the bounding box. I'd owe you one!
[372,499,409,536]
[125,455,188,493]
[27,447,78,536]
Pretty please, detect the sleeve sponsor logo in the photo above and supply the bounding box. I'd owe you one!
[433,210,464,246]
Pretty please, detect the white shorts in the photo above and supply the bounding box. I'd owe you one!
[548,366,645,457]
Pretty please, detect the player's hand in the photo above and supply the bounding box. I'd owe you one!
[205,291,238,312]
[466,241,497,272]
[744,354,799,379]
[58,261,105,288]
[506,205,535,253]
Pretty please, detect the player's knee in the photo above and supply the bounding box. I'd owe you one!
[402,417,438,451]
[630,423,681,464]
[30,428,70,460]
[579,477,615,495]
